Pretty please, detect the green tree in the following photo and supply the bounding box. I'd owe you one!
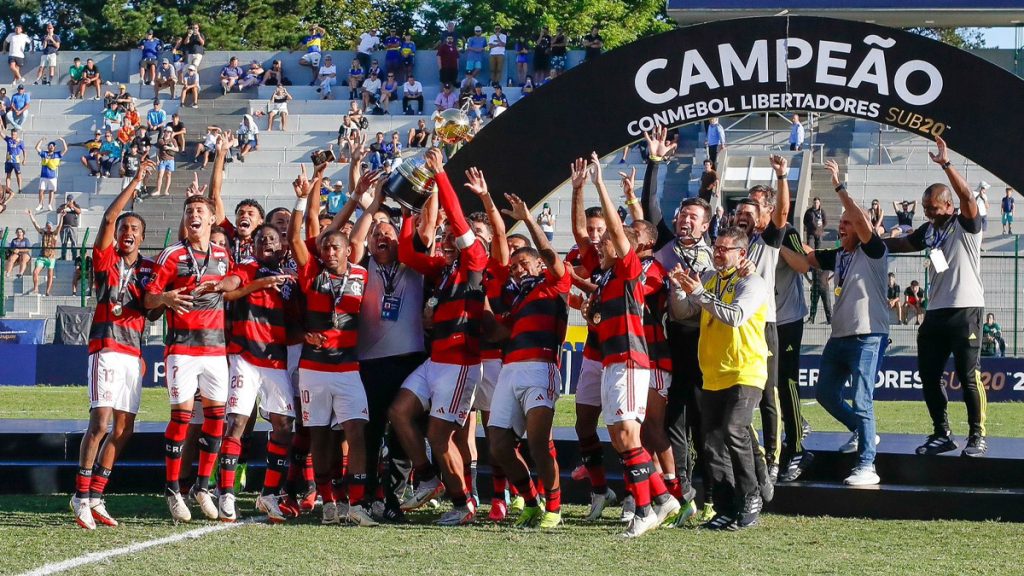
[907,27,986,49]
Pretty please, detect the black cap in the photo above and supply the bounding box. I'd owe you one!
[443,82,452,88]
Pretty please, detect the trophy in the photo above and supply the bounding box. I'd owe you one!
[382,101,473,212]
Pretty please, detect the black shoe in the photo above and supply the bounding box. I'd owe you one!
[962,434,988,458]
[382,505,407,523]
[778,451,814,482]
[738,494,762,528]
[701,513,738,531]
[915,433,958,456]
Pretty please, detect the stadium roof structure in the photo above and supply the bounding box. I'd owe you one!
[667,1,1024,28]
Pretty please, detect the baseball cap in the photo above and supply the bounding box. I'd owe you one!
[187,64,197,71]
[333,180,344,188]
[119,83,126,90]
[161,57,170,64]
[979,181,991,190]
[153,99,161,105]
[443,82,452,88]
[17,85,24,90]
[474,26,482,32]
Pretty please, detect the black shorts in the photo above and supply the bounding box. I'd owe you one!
[8,56,24,67]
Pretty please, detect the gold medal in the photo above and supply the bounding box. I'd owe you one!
[834,287,842,297]
[111,303,123,317]
[426,296,439,309]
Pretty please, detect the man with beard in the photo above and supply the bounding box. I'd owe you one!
[72,160,157,530]
[389,149,487,526]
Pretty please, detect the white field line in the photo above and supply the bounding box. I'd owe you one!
[18,516,265,576]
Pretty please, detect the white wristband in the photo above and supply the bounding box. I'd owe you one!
[294,197,307,212]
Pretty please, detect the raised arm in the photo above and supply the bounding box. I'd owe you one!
[930,136,978,220]
[826,159,873,244]
[464,167,508,265]
[26,210,43,233]
[424,148,474,253]
[58,138,68,155]
[303,163,328,239]
[323,170,382,240]
[348,185,383,264]
[502,193,565,278]
[289,169,314,267]
[398,214,438,276]
[417,191,439,249]
[640,127,675,246]
[619,166,643,222]
[208,133,234,223]
[769,154,790,229]
[569,157,591,256]
[96,160,155,251]
[590,151,629,259]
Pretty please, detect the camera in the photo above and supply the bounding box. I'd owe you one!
[310,149,336,166]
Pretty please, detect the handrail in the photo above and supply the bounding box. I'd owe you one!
[0,227,8,318]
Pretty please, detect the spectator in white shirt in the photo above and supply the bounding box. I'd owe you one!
[402,74,424,114]
[789,113,805,151]
[316,54,338,100]
[361,69,382,110]
[4,25,32,85]
[356,29,379,73]
[488,25,508,87]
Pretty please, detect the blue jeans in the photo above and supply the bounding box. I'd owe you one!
[815,333,886,467]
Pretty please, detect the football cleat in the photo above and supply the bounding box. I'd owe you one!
[278,495,301,518]
[619,493,635,524]
[509,494,525,514]
[71,495,96,530]
[218,492,237,522]
[299,489,318,513]
[538,510,562,529]
[189,485,218,520]
[621,512,659,538]
[585,488,618,522]
[400,477,444,511]
[669,499,698,528]
[347,504,379,527]
[487,498,508,522]
[701,513,738,531]
[697,502,716,523]
[570,464,590,482]
[321,501,340,525]
[256,493,286,524]
[436,504,475,526]
[514,505,542,528]
[90,499,119,527]
[653,497,681,527]
[166,490,192,523]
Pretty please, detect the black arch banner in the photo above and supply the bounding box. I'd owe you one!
[445,16,1024,214]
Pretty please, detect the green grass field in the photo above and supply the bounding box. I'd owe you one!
[2,385,1023,437]
[2,495,1021,576]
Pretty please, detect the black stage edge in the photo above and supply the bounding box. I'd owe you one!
[3,421,1024,522]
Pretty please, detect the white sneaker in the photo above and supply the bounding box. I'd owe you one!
[90,498,118,527]
[653,497,681,526]
[400,477,444,511]
[166,491,192,523]
[844,466,881,486]
[321,501,340,525]
[189,485,218,520]
[71,495,96,530]
[620,494,636,523]
[347,504,379,526]
[585,488,617,521]
[218,492,237,522]
[436,504,475,526]
[47,204,54,212]
[35,203,43,211]
[370,500,386,521]
[336,501,350,519]
[839,433,881,454]
[621,511,659,538]
[256,493,286,523]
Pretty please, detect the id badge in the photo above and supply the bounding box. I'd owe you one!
[381,295,402,321]
[928,249,949,273]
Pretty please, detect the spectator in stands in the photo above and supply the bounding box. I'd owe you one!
[262,59,284,86]
[154,127,179,196]
[383,29,402,78]
[182,23,206,70]
[313,54,339,100]
[408,118,429,147]
[807,267,832,324]
[513,36,529,86]
[1003,188,1016,235]
[347,57,365,100]
[709,205,724,241]
[56,193,81,260]
[383,131,403,170]
[130,125,152,159]
[698,158,718,203]
[357,29,380,72]
[982,313,1005,357]
[362,69,382,110]
[35,138,66,211]
[468,85,487,121]
[3,25,31,85]
[80,59,103,100]
[379,71,399,113]
[266,84,292,131]
[435,82,458,112]
[521,75,535,96]
[706,116,725,168]
[238,60,264,91]
[340,100,366,138]
[5,84,29,130]
[146,99,168,138]
[904,280,925,325]
[803,197,826,248]
[194,125,222,168]
[236,114,258,162]
[169,112,186,151]
[489,85,509,117]
[974,181,990,233]
[789,114,804,151]
[221,56,245,93]
[890,200,916,237]
[402,73,424,114]
[325,180,346,216]
[367,58,383,80]
[438,21,458,46]
[0,87,12,130]
[437,35,459,86]
[180,64,200,108]
[466,26,487,79]
[25,209,62,295]
[120,142,141,189]
[138,30,162,85]
[66,57,85,99]
[367,131,386,170]
[459,71,479,99]
[102,83,133,108]
[80,130,104,175]
[122,100,140,130]
[886,273,903,324]
[98,130,123,177]
[533,27,551,83]
[401,32,417,80]
[71,254,93,297]
[5,227,30,277]
[550,27,568,75]
[4,127,25,194]
[536,203,556,241]
[868,199,884,236]
[169,35,185,81]
[297,24,326,85]
[583,26,603,61]
[154,58,177,99]
[33,23,61,86]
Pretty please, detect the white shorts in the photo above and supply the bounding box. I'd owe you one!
[473,358,502,412]
[601,362,650,425]
[650,368,672,400]
[269,102,288,114]
[300,52,322,66]
[187,54,204,67]
[165,354,229,405]
[88,351,142,413]
[227,354,295,419]
[401,359,481,426]
[298,368,368,427]
[39,177,57,192]
[286,343,302,393]
[489,362,561,437]
[575,357,604,407]
[41,53,57,67]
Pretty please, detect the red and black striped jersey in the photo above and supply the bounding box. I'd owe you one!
[89,244,156,356]
[228,261,299,369]
[480,256,506,361]
[297,258,366,373]
[147,241,233,357]
[588,249,649,368]
[398,216,487,365]
[575,248,605,363]
[501,269,571,364]
[640,256,672,372]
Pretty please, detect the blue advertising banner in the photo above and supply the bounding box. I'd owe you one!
[0,319,47,345]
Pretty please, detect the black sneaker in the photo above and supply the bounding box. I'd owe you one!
[915,433,958,456]
[962,434,988,458]
[778,451,815,482]
[382,504,407,523]
[738,494,762,528]
[701,513,738,531]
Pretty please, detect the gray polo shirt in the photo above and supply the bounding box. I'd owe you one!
[906,213,985,310]
[815,235,890,338]
[654,237,714,328]
[775,224,808,325]
[746,221,783,323]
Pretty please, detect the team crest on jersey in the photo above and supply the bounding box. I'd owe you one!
[218,261,227,275]
[350,280,363,296]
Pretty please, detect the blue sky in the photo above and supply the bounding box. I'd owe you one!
[981,27,1018,48]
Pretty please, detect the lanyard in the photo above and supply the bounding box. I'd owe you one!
[707,270,738,327]
[376,261,401,296]
[437,259,459,298]
[509,274,543,310]
[835,250,854,287]
[186,243,211,284]
[673,240,698,272]
[233,238,253,264]
[927,212,958,251]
